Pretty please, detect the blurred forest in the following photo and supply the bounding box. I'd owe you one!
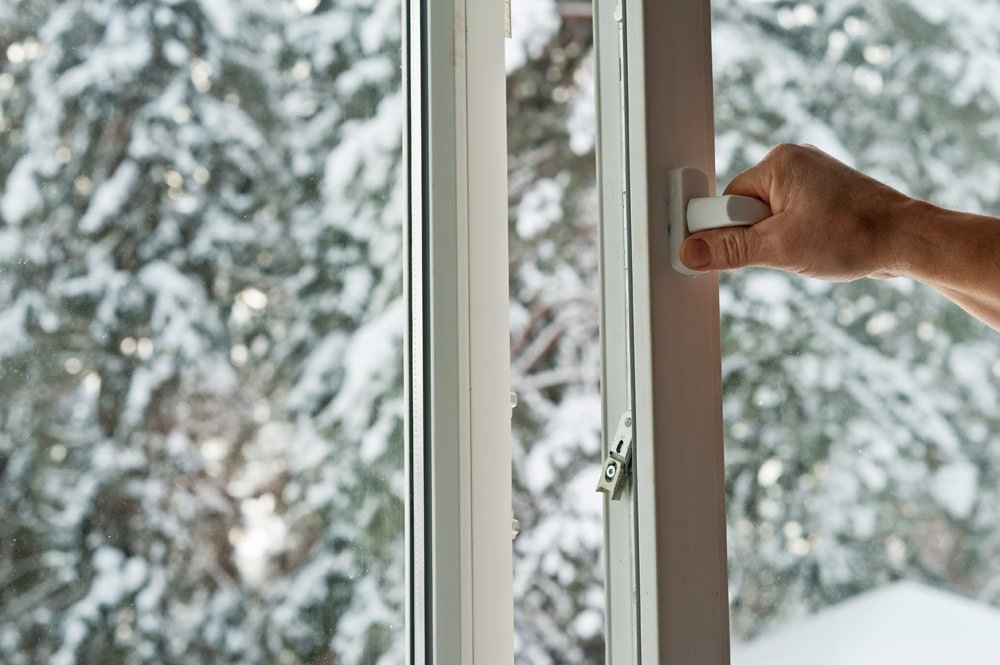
[0,1,405,663]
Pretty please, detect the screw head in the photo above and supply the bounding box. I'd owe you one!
[605,463,617,480]
[624,416,632,427]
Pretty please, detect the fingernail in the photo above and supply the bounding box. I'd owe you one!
[683,239,711,269]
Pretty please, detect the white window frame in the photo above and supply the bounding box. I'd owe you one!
[596,0,731,661]
[405,0,514,663]
[405,0,727,660]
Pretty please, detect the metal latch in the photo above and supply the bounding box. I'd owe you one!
[596,411,633,500]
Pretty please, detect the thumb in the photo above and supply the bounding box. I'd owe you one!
[680,226,768,271]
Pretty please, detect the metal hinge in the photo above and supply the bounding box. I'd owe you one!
[596,411,633,500]
[504,0,511,38]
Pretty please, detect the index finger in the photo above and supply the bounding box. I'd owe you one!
[722,161,771,201]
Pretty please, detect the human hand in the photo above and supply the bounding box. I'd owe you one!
[679,143,924,281]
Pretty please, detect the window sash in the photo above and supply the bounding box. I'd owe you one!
[406,0,514,662]
[596,0,731,661]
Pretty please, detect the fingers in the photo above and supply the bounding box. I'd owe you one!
[680,223,776,272]
[723,142,805,202]
[723,149,782,200]
[723,166,769,200]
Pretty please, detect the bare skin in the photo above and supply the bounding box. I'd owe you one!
[679,143,1000,332]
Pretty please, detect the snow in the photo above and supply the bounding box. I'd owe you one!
[567,53,597,155]
[0,157,42,224]
[930,460,979,519]
[78,161,138,233]
[516,178,564,240]
[197,0,238,38]
[285,333,348,415]
[334,56,393,97]
[233,494,288,585]
[57,10,153,97]
[733,582,1000,665]
[504,0,560,72]
[162,38,187,65]
[0,292,36,361]
[325,299,404,432]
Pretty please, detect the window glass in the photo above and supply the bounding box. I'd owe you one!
[0,1,405,663]
[713,1,1000,659]
[506,2,605,663]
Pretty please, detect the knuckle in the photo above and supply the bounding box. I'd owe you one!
[724,174,748,196]
[768,142,794,160]
[769,142,805,165]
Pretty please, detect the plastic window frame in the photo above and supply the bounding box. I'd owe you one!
[404,0,515,663]
[595,0,732,662]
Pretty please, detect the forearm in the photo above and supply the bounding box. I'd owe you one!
[690,144,1000,332]
[890,200,1000,330]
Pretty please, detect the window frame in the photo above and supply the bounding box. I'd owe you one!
[406,0,514,663]
[408,0,728,659]
[595,0,731,661]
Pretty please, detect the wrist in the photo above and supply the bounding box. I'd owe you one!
[880,196,940,280]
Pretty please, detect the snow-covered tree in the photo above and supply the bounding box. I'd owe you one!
[713,0,1000,640]
[0,0,404,663]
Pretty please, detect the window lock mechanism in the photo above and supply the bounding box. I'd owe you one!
[596,411,633,500]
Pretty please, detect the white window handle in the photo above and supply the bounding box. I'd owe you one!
[687,194,771,232]
[668,167,772,275]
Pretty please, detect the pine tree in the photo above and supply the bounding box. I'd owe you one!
[0,0,404,663]
[712,0,1000,640]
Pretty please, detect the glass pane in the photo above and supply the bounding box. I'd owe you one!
[506,2,605,663]
[0,1,405,663]
[714,1,1000,662]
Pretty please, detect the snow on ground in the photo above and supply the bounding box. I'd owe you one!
[732,582,1000,665]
